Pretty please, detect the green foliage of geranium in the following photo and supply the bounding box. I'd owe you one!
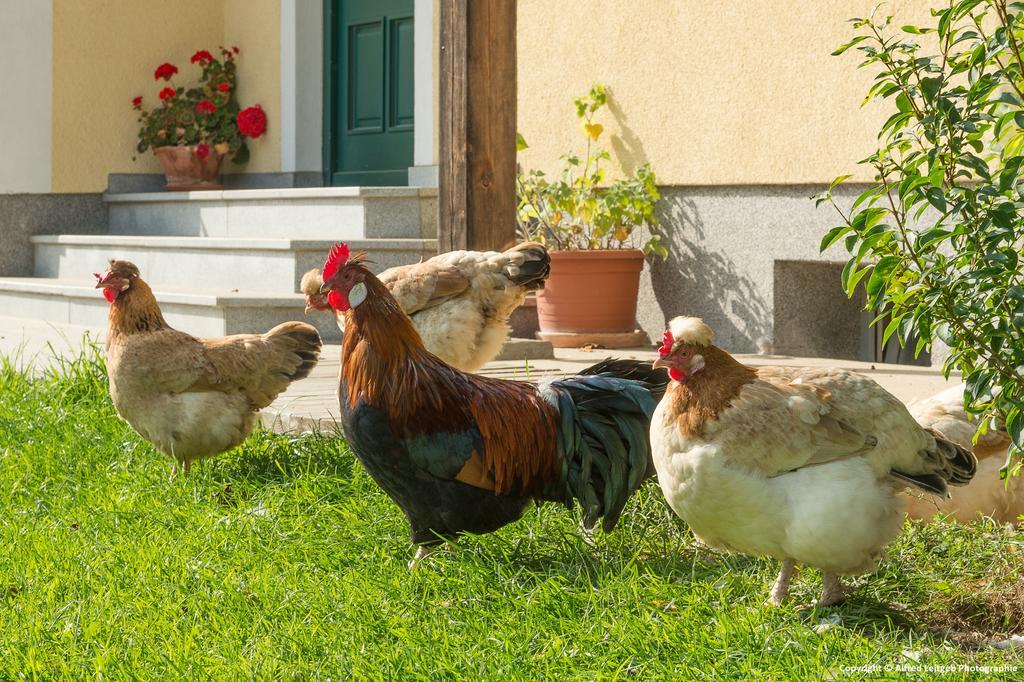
[818,0,1024,474]
[517,84,667,257]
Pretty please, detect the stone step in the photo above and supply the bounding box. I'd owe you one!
[0,277,341,342]
[31,234,437,294]
[104,187,437,240]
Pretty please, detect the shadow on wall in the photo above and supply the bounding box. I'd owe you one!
[606,93,649,175]
[645,194,771,353]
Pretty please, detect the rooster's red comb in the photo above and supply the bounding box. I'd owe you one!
[659,329,674,356]
[322,243,351,282]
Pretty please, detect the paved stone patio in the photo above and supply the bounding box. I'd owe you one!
[0,315,956,434]
[261,344,958,433]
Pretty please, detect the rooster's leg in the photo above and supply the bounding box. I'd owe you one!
[768,559,797,606]
[817,573,848,607]
[408,545,435,570]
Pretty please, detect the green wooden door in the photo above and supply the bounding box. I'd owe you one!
[324,0,414,186]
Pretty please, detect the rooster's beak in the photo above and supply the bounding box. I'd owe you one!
[318,281,331,295]
[652,356,670,371]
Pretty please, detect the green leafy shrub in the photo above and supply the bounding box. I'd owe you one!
[516,84,667,257]
[818,1,1024,473]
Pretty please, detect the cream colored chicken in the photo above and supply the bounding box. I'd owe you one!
[905,384,1022,525]
[302,242,549,372]
[650,317,976,606]
[96,260,322,475]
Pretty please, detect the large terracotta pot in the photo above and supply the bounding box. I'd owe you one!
[154,145,224,191]
[536,249,645,346]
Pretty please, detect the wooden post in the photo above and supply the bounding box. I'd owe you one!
[439,0,517,252]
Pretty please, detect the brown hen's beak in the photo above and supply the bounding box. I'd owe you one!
[94,270,112,288]
[652,356,670,371]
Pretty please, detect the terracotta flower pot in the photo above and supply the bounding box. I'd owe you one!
[154,145,224,191]
[536,249,646,347]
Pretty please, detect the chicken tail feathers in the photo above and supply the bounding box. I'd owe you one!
[895,428,977,497]
[502,242,550,291]
[262,321,323,382]
[892,470,949,497]
[540,374,658,533]
[926,428,977,487]
[577,358,672,403]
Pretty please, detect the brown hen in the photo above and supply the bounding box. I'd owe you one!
[96,260,322,475]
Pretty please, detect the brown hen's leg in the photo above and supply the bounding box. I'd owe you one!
[768,559,797,606]
[817,573,848,606]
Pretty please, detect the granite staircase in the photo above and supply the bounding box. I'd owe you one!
[0,187,438,344]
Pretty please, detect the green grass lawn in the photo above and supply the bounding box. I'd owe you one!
[0,349,1021,678]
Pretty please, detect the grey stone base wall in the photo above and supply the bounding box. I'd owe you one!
[106,171,324,194]
[0,194,107,276]
[637,184,892,361]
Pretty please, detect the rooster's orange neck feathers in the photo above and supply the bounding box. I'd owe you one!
[107,277,169,337]
[338,266,560,496]
[340,268,437,409]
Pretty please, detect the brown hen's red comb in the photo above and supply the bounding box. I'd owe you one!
[322,242,350,281]
[659,329,674,356]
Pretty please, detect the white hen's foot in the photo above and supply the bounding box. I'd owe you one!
[817,573,848,607]
[768,560,798,606]
[408,545,436,570]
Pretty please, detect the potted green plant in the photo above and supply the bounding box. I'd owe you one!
[517,84,665,347]
[132,47,267,190]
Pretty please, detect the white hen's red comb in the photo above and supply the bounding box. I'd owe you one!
[659,330,674,356]
[322,242,350,282]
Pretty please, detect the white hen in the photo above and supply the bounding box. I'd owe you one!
[302,242,549,372]
[650,317,976,606]
[906,383,1022,525]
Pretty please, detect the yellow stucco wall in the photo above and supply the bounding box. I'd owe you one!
[224,0,281,176]
[52,0,280,192]
[516,0,934,185]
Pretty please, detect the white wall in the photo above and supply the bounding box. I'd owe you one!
[0,1,52,193]
[280,0,323,173]
[413,0,434,167]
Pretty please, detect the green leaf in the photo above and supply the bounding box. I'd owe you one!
[832,35,869,56]
[1007,408,1024,450]
[820,225,852,252]
[924,187,947,212]
[516,133,528,151]
[830,174,853,190]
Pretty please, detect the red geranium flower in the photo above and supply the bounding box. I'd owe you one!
[194,144,210,160]
[216,82,230,92]
[154,63,178,81]
[232,46,240,54]
[196,99,217,114]
[159,87,176,102]
[237,105,267,138]
[190,50,214,64]
[132,96,143,108]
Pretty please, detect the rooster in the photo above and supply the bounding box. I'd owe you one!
[650,317,976,606]
[302,241,550,372]
[96,260,322,475]
[316,243,667,565]
[906,384,1022,524]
